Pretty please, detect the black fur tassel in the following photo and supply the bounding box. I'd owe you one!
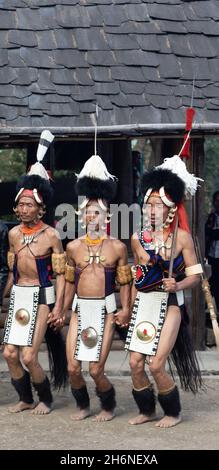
[132,386,156,415]
[96,386,116,411]
[75,176,117,202]
[16,175,53,206]
[158,386,181,417]
[45,327,68,390]
[168,307,203,394]
[141,169,185,204]
[11,370,34,404]
[71,386,90,409]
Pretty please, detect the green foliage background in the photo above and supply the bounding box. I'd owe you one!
[0,148,26,183]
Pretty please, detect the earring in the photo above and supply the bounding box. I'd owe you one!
[163,209,176,228]
[37,206,46,220]
[169,206,177,215]
[78,216,86,228]
[13,207,21,221]
[75,209,82,216]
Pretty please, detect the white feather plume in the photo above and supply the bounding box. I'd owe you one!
[27,162,50,180]
[76,155,116,181]
[37,130,54,162]
[156,155,203,198]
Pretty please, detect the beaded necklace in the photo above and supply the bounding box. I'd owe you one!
[139,228,172,255]
[19,221,44,245]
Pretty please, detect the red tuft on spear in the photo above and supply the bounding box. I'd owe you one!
[179,107,196,159]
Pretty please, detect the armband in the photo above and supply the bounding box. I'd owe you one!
[185,264,203,276]
[116,264,132,285]
[7,251,15,271]
[52,253,66,274]
[65,263,75,283]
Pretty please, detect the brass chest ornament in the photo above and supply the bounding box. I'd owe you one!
[15,308,30,326]
[81,327,98,348]
[136,321,156,343]
[83,247,106,264]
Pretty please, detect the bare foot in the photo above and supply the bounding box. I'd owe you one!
[8,401,35,413]
[31,402,52,415]
[92,410,115,422]
[128,413,156,425]
[155,415,181,428]
[71,408,91,421]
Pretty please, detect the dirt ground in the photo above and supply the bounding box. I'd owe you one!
[0,374,219,451]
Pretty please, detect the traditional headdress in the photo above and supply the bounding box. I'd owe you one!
[75,102,118,232]
[74,154,117,232]
[75,154,117,201]
[142,154,202,232]
[15,130,54,207]
[75,153,118,216]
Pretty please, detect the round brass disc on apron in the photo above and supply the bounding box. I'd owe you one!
[81,327,98,348]
[136,321,156,343]
[15,308,30,326]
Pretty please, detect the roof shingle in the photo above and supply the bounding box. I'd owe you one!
[1,0,219,133]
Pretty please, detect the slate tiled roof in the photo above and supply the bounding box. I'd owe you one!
[1,0,219,135]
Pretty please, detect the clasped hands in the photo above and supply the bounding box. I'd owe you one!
[47,307,65,331]
[112,309,130,328]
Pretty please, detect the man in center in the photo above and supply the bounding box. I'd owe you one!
[63,155,131,422]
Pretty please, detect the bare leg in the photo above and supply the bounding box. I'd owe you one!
[21,305,52,415]
[67,313,91,420]
[148,306,182,428]
[128,351,156,425]
[90,313,116,422]
[3,344,34,413]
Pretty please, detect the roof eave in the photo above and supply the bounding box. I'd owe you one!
[1,123,219,139]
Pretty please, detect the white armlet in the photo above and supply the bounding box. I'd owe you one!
[185,264,203,276]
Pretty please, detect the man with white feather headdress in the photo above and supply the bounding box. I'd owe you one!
[126,154,203,428]
[3,131,67,415]
[63,154,131,422]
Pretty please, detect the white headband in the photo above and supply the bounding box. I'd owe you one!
[15,187,43,204]
[144,186,175,208]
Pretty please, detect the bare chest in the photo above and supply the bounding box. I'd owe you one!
[14,232,51,258]
[74,242,118,268]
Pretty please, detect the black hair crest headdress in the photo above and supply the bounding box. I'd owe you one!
[15,130,54,207]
